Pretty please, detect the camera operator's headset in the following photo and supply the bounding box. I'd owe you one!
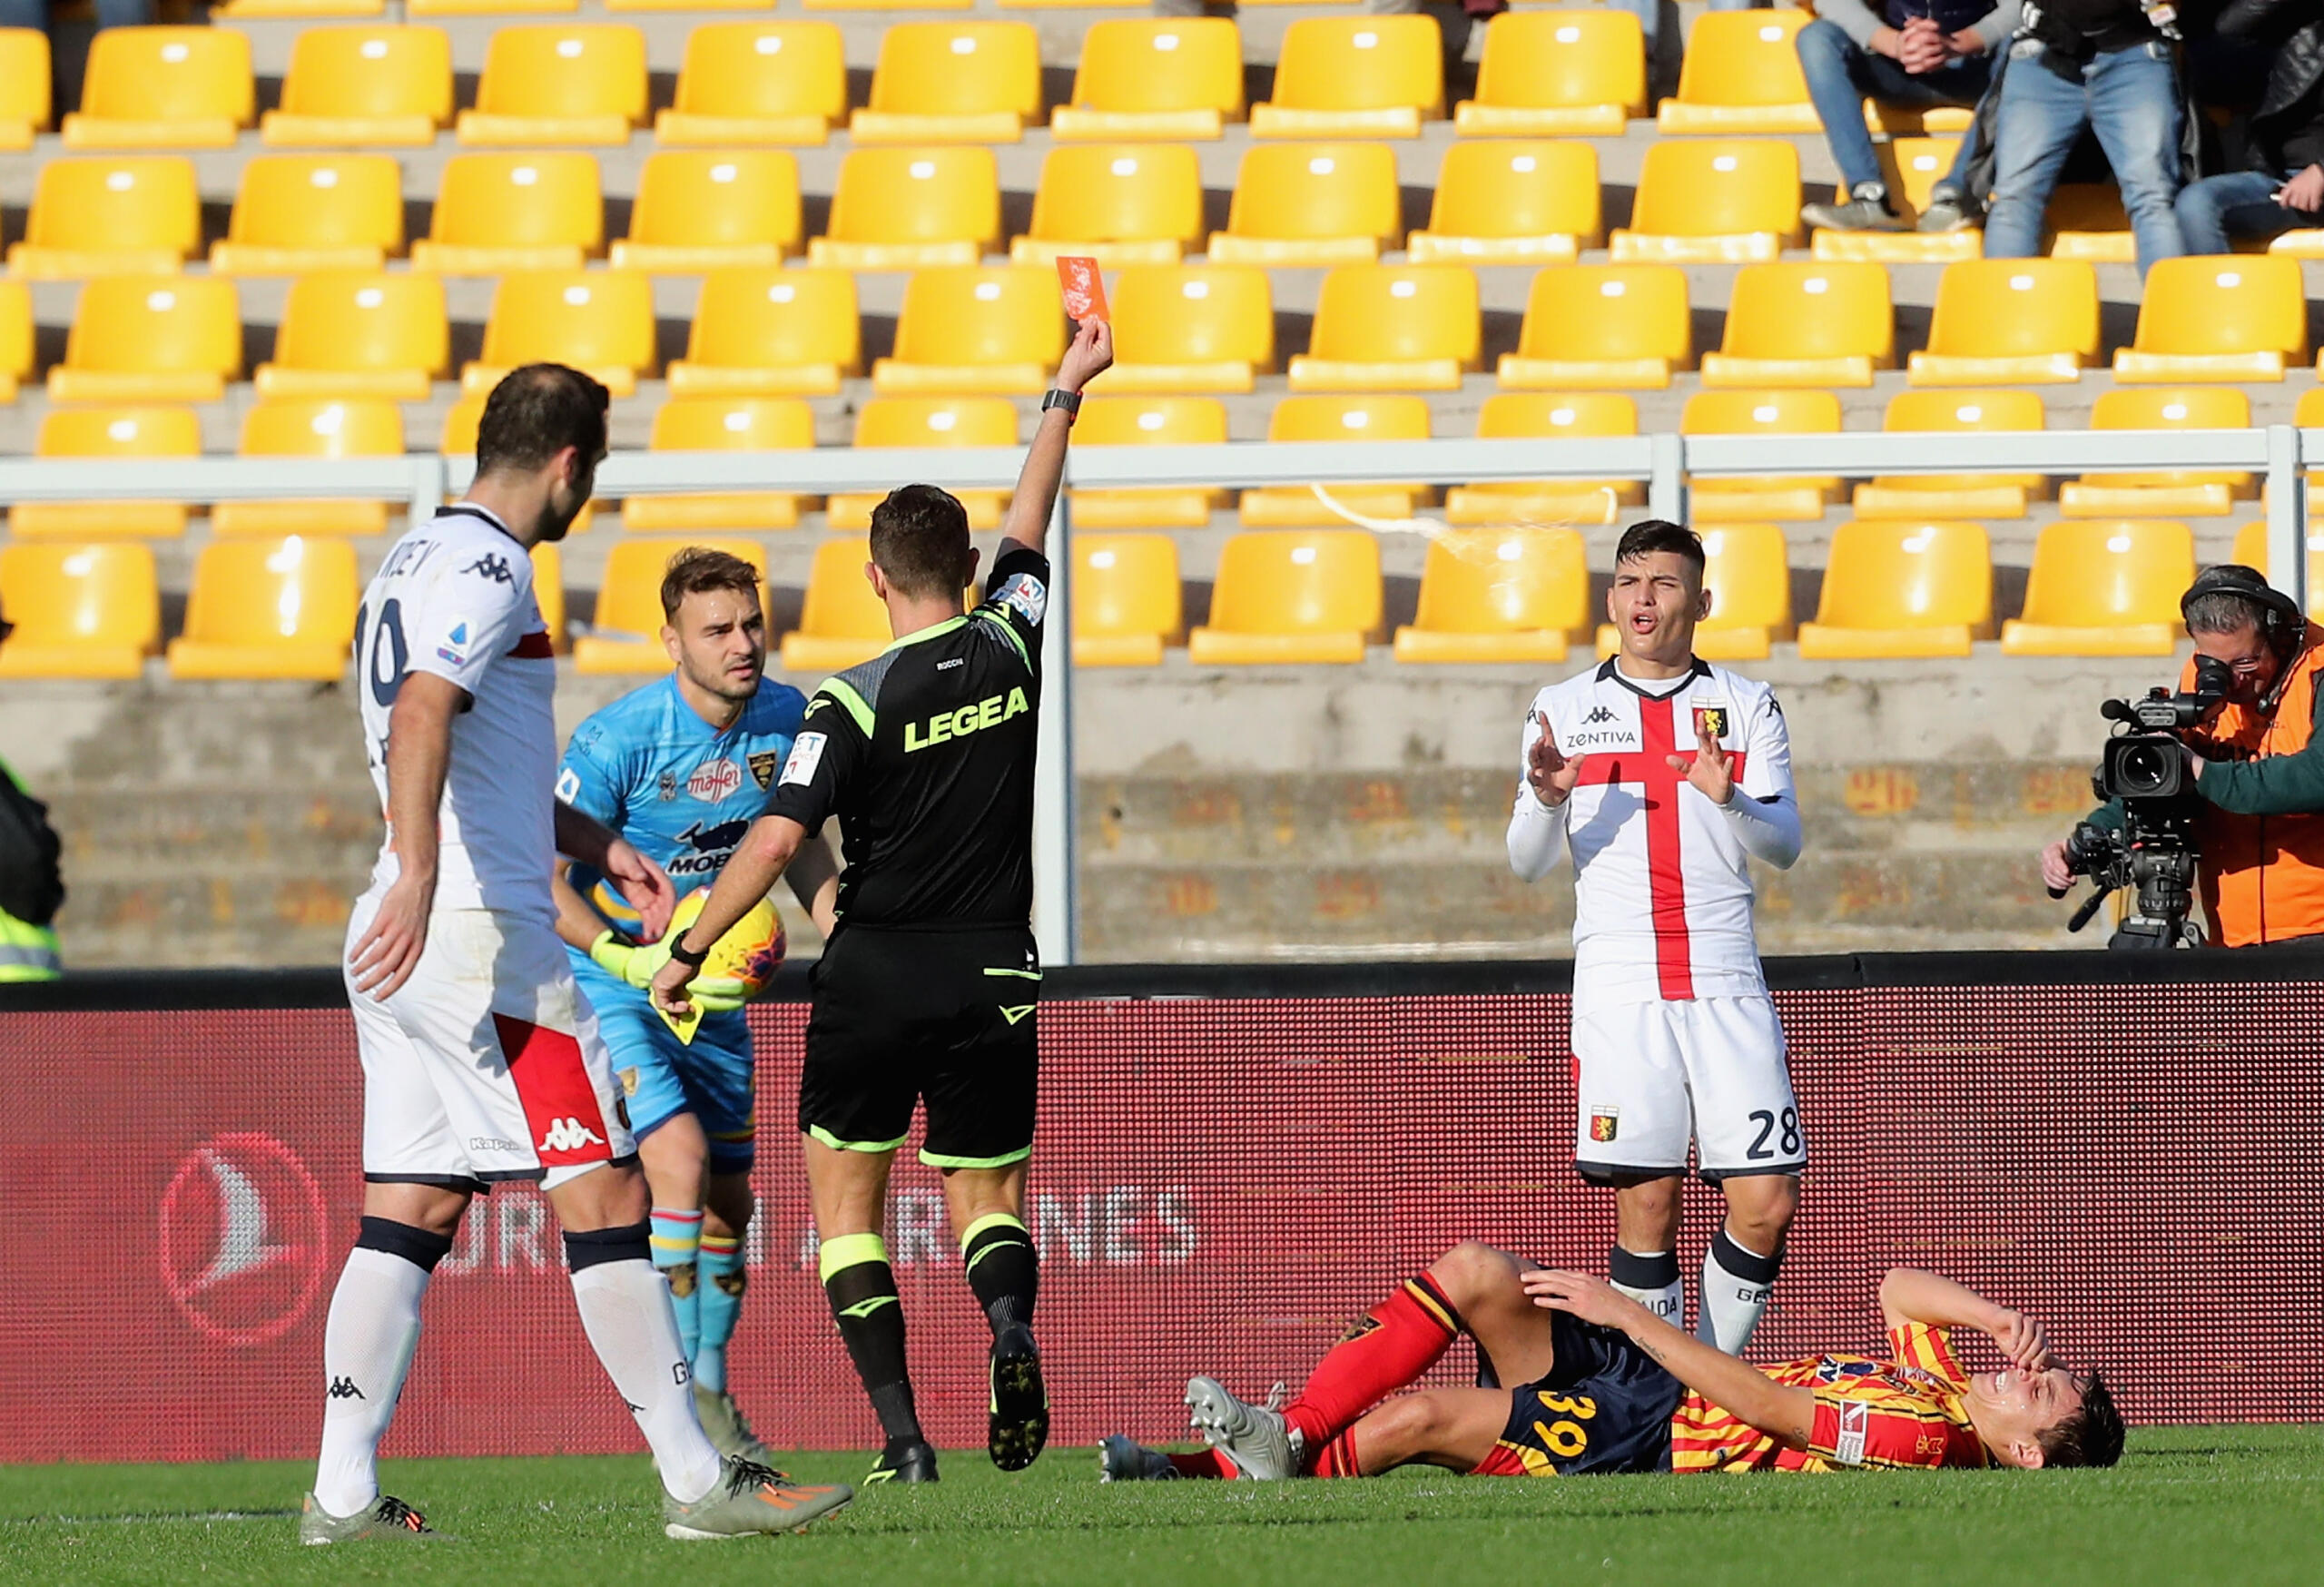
[2181,564,2309,717]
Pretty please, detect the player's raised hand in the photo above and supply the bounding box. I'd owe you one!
[1988,1308,2055,1372]
[348,872,432,1001]
[603,838,676,942]
[1527,712,1581,806]
[1520,1268,1638,1330]
[1056,317,1113,395]
[1674,718,1735,806]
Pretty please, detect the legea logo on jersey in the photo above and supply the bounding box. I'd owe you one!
[156,1132,330,1347]
[687,759,743,803]
[905,687,1029,753]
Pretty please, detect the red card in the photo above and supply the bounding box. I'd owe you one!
[1056,256,1109,324]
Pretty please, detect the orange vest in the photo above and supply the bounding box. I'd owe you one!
[2185,624,2324,946]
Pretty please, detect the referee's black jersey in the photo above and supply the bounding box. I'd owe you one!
[767,543,1049,930]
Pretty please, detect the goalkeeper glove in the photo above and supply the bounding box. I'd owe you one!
[588,932,745,1013]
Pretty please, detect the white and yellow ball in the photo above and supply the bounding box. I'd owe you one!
[667,890,787,1000]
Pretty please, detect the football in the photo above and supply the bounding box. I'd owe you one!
[666,889,786,1001]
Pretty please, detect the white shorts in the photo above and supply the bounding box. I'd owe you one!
[1571,994,1804,1182]
[344,897,635,1192]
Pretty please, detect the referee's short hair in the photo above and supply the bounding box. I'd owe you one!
[476,363,610,478]
[870,484,975,600]
[1614,518,1706,584]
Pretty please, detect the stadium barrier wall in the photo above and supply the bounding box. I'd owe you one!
[4,953,2320,1464]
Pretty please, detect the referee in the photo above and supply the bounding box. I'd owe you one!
[654,319,1113,1484]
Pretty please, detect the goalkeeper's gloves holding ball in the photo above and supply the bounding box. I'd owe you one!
[588,932,746,1012]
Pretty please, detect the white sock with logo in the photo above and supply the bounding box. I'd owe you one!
[566,1226,724,1504]
[1607,1247,1685,1330]
[1696,1227,1784,1355]
[314,1238,437,1518]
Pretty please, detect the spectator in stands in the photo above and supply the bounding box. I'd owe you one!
[1975,0,2190,273]
[0,0,154,114]
[0,610,65,980]
[1798,0,2023,232]
[2174,0,2324,252]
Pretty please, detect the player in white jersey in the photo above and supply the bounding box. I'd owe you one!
[1506,520,1806,1359]
[305,365,851,1545]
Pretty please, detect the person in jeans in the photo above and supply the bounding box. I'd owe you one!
[2174,0,2324,253]
[1799,0,2023,232]
[1981,0,2189,274]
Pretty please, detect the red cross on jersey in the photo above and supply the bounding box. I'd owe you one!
[1516,658,1795,1012]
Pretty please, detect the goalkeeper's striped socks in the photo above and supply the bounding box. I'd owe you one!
[694,1233,743,1394]
[650,1208,704,1365]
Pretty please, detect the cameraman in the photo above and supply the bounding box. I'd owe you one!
[2040,565,2324,945]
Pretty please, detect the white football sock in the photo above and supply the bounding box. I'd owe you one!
[313,1248,429,1518]
[1696,1227,1783,1355]
[569,1257,724,1503]
[1607,1247,1685,1330]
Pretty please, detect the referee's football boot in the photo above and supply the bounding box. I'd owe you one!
[1185,1376,1300,1480]
[1098,1435,1183,1483]
[865,1436,940,1484]
[299,1492,450,1544]
[988,1324,1049,1472]
[662,1457,853,1541]
[694,1384,775,1465]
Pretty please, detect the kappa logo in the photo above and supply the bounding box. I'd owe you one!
[748,751,781,790]
[1581,705,1617,726]
[328,1375,366,1401]
[537,1117,607,1154]
[687,759,744,803]
[461,553,515,586]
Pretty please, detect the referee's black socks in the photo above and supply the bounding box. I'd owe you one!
[819,1233,922,1444]
[960,1213,1039,1337]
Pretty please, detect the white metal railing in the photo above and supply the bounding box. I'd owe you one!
[5,426,2314,963]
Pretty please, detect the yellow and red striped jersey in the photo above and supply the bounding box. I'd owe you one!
[1669,1322,1993,1474]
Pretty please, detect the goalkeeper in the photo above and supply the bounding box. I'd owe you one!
[551,547,839,1463]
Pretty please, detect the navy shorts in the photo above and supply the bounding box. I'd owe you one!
[1478,1312,1684,1477]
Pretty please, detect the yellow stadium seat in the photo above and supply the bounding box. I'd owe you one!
[1011,144,1205,265]
[1407,141,1601,265]
[1598,522,1793,658]
[0,29,52,150]
[1611,139,1801,263]
[873,266,1067,395]
[255,272,449,401]
[1393,527,1588,663]
[455,25,646,145]
[2230,519,2324,614]
[63,26,251,150]
[2060,387,2252,518]
[1287,263,1482,392]
[211,155,403,276]
[2112,255,2308,383]
[1241,394,1432,527]
[656,23,846,147]
[7,156,199,278]
[667,269,861,398]
[610,152,802,272]
[1075,534,1183,666]
[1189,530,1383,664]
[1251,16,1443,140]
[167,537,361,680]
[2001,520,2195,656]
[624,398,815,532]
[1454,10,1645,136]
[1210,143,1402,266]
[49,278,241,403]
[0,280,32,401]
[1680,389,1843,521]
[1101,265,1275,393]
[411,153,601,276]
[0,543,160,679]
[803,0,970,15]
[2043,182,2132,263]
[809,147,1000,271]
[574,538,772,675]
[1498,264,1691,389]
[1908,259,2100,385]
[852,22,1042,143]
[215,0,386,18]
[1051,17,1245,142]
[1446,392,1642,527]
[827,398,1019,531]
[1700,261,1894,388]
[410,0,575,16]
[1796,520,1994,658]
[11,407,199,540]
[261,26,451,148]
[466,270,655,399]
[529,542,565,654]
[210,399,405,541]
[1812,137,1983,263]
[1656,9,1817,133]
[1853,389,2046,519]
[1069,396,1229,528]
[779,538,896,674]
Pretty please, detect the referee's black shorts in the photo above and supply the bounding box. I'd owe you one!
[798,924,1040,1169]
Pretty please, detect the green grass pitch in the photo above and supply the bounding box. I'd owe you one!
[3,1427,2317,1587]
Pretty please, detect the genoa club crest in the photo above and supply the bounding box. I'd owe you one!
[1589,1109,1620,1143]
[1692,705,1729,741]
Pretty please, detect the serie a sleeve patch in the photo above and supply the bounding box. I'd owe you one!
[780,732,828,788]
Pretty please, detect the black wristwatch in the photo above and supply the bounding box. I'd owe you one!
[666,933,710,970]
[1041,389,1082,422]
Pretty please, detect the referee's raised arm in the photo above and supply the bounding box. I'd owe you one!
[1000,318,1114,560]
